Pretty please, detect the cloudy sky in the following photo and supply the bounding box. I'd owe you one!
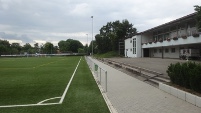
[0,0,201,46]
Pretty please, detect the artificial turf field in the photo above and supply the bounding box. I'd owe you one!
[0,56,110,113]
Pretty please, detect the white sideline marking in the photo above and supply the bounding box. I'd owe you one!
[37,97,61,104]
[0,103,60,108]
[0,57,82,108]
[59,57,82,103]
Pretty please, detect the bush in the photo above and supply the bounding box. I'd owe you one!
[167,61,201,93]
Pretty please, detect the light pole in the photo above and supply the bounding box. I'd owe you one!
[91,16,93,56]
[86,34,88,55]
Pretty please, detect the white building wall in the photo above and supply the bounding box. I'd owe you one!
[151,47,180,58]
[125,38,133,57]
[136,35,142,57]
[164,47,180,58]
[124,36,142,58]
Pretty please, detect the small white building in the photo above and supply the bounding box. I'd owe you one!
[125,35,141,57]
[125,12,201,59]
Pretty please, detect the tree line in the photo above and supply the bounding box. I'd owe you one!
[0,39,85,55]
[0,19,137,56]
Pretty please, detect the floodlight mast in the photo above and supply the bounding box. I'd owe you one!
[91,16,93,56]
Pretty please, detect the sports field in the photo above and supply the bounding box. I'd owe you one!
[0,56,109,113]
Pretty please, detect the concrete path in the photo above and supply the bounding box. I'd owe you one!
[89,57,201,113]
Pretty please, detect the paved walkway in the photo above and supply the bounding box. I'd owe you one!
[89,57,201,113]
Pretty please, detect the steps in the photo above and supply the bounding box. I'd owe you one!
[100,58,170,88]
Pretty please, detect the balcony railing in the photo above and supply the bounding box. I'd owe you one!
[142,30,200,45]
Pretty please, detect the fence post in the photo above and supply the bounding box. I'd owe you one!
[99,67,101,85]
[105,71,107,92]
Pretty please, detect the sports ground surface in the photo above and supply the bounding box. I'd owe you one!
[0,56,109,113]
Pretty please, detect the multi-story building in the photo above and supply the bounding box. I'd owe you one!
[125,12,201,59]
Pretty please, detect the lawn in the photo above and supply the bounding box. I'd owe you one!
[0,56,109,113]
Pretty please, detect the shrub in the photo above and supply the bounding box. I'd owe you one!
[167,61,201,93]
[189,64,201,92]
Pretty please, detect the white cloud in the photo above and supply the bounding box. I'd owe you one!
[7,39,23,44]
[0,0,201,46]
[69,3,90,16]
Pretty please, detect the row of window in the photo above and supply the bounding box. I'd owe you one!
[154,48,175,53]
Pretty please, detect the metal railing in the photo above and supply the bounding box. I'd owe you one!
[85,56,108,92]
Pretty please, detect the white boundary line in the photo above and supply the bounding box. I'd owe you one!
[37,97,61,104]
[0,57,82,108]
[59,57,82,103]
[0,103,61,108]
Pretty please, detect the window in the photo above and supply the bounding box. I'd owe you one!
[171,48,175,53]
[133,38,136,54]
[130,49,132,51]
[154,49,157,53]
[159,49,162,53]
[165,48,169,53]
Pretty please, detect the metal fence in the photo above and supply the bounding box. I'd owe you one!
[85,56,108,92]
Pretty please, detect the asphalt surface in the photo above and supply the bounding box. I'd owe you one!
[104,58,192,78]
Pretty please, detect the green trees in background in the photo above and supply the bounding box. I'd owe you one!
[88,40,97,54]
[0,40,10,55]
[0,40,59,55]
[43,42,54,54]
[0,38,84,55]
[95,19,137,54]
[58,39,83,53]
[1,19,136,55]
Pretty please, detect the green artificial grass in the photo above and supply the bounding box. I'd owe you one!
[0,56,110,113]
[0,57,77,105]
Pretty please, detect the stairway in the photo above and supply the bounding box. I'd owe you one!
[98,58,170,88]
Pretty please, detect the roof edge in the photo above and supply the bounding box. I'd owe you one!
[137,12,197,35]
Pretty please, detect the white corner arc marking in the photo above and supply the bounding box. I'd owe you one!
[37,97,61,104]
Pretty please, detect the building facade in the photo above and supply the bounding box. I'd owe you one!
[125,13,201,59]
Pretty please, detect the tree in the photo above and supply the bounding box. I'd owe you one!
[84,44,88,55]
[43,42,54,54]
[10,43,22,54]
[22,43,32,53]
[58,39,84,53]
[68,40,83,53]
[95,34,111,53]
[96,19,137,54]
[34,43,39,53]
[78,48,84,53]
[88,40,97,54]
[194,5,201,32]
[0,40,10,55]
[58,40,69,53]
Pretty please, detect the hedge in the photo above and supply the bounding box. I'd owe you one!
[167,62,201,93]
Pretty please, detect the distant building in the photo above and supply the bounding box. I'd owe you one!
[125,12,201,58]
